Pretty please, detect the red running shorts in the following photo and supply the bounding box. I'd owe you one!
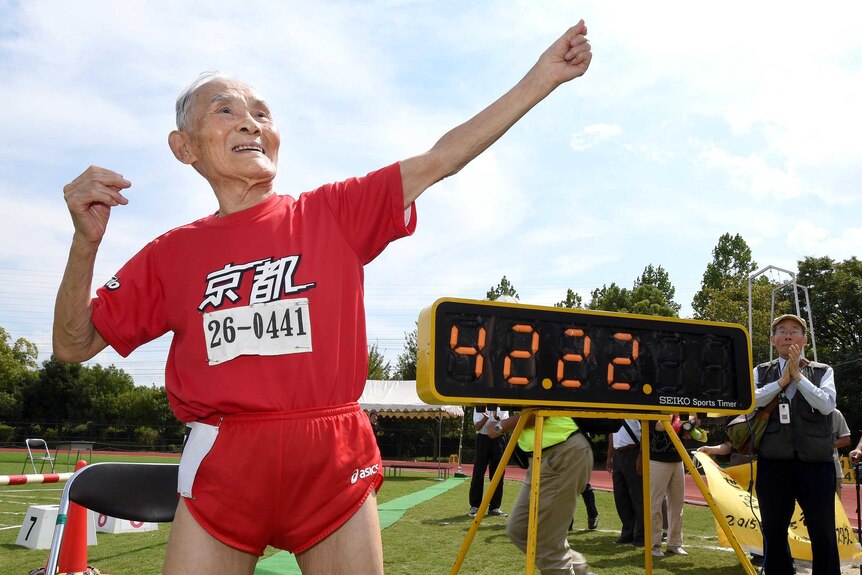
[179,403,383,554]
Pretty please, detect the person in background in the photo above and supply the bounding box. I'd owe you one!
[491,413,599,575]
[368,410,381,440]
[581,484,599,530]
[831,408,851,495]
[851,435,862,465]
[648,415,689,558]
[606,419,644,547]
[469,406,509,517]
[696,422,755,467]
[568,483,600,532]
[754,314,839,575]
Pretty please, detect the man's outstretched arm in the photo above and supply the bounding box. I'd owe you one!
[399,21,592,207]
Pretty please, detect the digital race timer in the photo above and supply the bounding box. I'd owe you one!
[416,298,754,415]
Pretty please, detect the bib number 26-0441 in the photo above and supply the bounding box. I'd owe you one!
[204,298,312,364]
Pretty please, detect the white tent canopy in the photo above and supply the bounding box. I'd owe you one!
[359,380,463,419]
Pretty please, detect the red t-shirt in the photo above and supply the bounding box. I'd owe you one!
[91,163,416,421]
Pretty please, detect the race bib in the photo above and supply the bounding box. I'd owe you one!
[203,298,312,365]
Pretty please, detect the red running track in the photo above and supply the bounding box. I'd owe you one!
[439,462,862,527]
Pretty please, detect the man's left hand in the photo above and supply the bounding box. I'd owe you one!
[787,344,803,382]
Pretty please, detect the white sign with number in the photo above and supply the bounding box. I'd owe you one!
[96,513,158,533]
[204,298,312,364]
[16,504,96,549]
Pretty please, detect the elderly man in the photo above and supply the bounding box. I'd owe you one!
[52,22,592,575]
[754,314,839,575]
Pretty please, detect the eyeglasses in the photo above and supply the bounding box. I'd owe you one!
[775,329,803,337]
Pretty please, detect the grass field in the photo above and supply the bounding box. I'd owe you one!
[1,451,753,574]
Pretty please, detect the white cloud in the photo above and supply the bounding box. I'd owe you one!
[700,144,806,200]
[787,220,862,258]
[570,123,622,151]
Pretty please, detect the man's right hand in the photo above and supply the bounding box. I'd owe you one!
[63,166,131,244]
[851,449,862,464]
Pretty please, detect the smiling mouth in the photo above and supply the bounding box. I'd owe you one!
[232,145,265,154]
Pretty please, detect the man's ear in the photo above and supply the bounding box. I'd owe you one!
[168,130,196,164]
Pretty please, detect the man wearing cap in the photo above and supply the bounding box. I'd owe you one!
[754,314,839,575]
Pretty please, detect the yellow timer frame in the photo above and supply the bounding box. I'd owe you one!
[417,297,754,415]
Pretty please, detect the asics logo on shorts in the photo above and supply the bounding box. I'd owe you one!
[350,463,380,484]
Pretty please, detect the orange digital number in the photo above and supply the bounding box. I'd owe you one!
[449,324,486,378]
[557,328,591,388]
[503,324,538,386]
[607,332,639,390]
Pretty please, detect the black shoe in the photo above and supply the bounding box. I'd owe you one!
[631,540,645,547]
[588,515,599,530]
[614,537,633,544]
[750,554,763,566]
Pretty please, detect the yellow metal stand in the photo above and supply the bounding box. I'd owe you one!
[448,408,756,575]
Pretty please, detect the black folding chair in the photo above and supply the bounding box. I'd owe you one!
[45,462,179,575]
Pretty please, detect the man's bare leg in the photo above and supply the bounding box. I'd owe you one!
[163,499,259,575]
[296,490,383,575]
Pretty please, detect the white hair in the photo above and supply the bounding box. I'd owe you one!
[174,71,236,131]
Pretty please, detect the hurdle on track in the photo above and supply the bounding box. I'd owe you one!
[0,472,73,486]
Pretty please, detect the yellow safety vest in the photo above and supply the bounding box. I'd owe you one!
[517,417,578,452]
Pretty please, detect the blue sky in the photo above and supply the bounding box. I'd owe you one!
[1,1,860,387]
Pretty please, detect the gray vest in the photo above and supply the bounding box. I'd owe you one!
[755,359,833,462]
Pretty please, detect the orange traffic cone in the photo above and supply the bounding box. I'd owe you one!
[57,460,99,575]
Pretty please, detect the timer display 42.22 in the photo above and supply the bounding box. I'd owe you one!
[416,298,754,415]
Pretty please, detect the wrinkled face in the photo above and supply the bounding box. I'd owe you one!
[183,78,280,184]
[770,318,808,358]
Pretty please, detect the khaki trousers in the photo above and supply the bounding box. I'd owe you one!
[506,431,593,575]
[648,459,685,548]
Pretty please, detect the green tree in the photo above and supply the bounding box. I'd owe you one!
[797,256,862,358]
[692,233,757,317]
[635,264,680,314]
[77,364,136,422]
[692,277,780,363]
[554,288,584,309]
[486,275,518,301]
[22,357,83,425]
[588,283,630,313]
[367,342,391,380]
[690,234,784,362]
[797,256,862,433]
[588,265,679,317]
[0,327,38,421]
[393,326,418,380]
[20,358,152,439]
